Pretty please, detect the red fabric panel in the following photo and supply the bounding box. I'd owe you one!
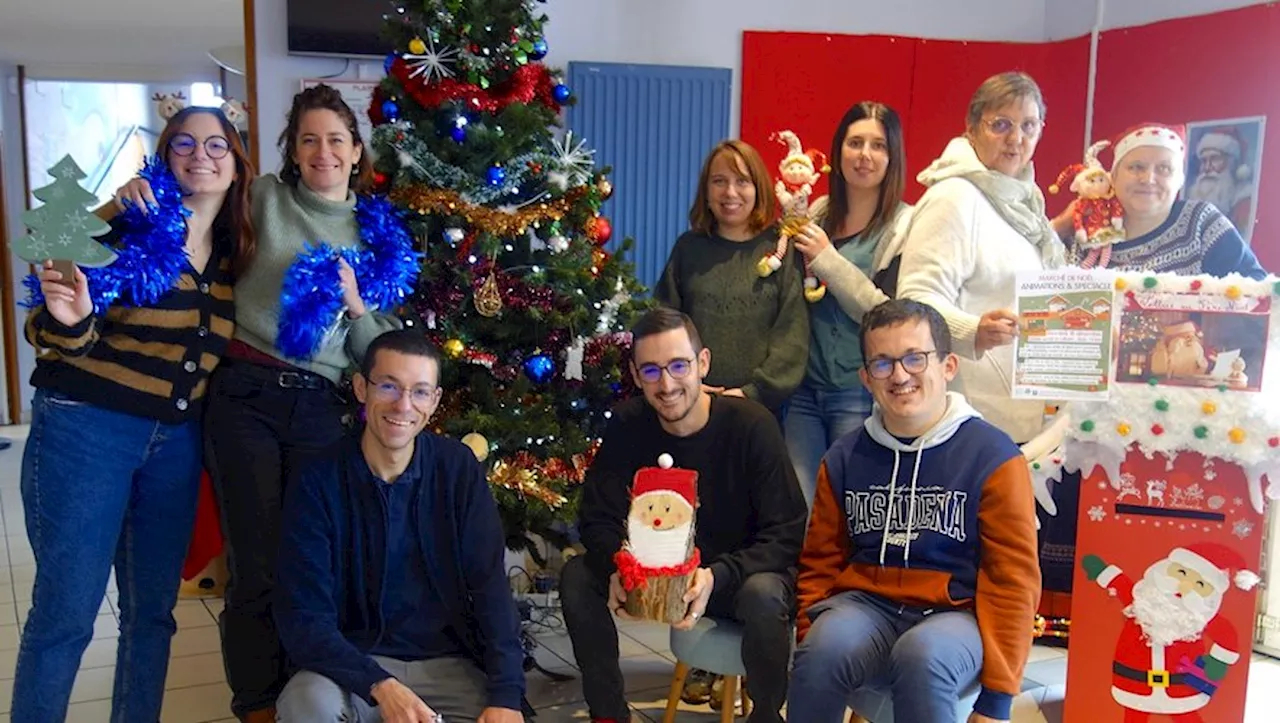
[740,31,917,202]
[1094,3,1280,270]
[741,32,1089,212]
[182,470,224,581]
[905,38,1090,211]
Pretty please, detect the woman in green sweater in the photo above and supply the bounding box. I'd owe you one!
[655,140,809,414]
[115,84,401,722]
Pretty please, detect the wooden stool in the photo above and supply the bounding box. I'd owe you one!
[662,617,752,722]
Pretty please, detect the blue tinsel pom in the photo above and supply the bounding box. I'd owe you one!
[22,155,191,314]
[276,194,421,361]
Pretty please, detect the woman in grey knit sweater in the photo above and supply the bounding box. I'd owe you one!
[655,140,809,414]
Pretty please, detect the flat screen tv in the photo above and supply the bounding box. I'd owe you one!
[287,0,395,58]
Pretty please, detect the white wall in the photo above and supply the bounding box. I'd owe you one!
[251,0,1052,174]
[1100,0,1268,30]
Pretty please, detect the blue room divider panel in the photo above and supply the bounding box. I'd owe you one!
[565,62,732,292]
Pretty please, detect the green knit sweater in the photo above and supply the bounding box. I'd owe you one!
[654,228,809,409]
[235,175,401,383]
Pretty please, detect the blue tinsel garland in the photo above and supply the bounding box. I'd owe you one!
[22,155,191,314]
[276,194,421,360]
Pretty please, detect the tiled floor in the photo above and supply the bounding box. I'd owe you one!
[0,422,1278,721]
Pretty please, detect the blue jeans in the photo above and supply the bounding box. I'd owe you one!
[12,390,202,723]
[784,381,873,510]
[788,591,982,723]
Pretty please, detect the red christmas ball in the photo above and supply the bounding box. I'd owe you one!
[374,172,388,187]
[1269,437,1280,448]
[589,216,613,244]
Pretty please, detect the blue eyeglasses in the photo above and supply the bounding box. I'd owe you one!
[635,359,694,384]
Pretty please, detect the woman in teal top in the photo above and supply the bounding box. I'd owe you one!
[787,101,913,509]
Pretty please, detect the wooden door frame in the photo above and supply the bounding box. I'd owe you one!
[244,0,260,172]
[0,65,32,426]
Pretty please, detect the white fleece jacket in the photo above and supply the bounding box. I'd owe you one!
[896,137,1049,443]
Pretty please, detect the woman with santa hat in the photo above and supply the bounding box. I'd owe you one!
[1063,122,1267,278]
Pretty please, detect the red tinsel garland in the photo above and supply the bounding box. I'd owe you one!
[387,59,559,114]
[614,548,702,591]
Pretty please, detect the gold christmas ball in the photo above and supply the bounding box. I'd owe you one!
[443,338,465,358]
[408,37,427,55]
[462,432,490,461]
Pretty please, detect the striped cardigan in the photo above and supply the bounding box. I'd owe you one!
[25,225,236,425]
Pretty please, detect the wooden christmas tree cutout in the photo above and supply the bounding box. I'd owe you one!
[13,155,116,286]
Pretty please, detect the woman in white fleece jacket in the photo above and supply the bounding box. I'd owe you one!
[896,72,1066,444]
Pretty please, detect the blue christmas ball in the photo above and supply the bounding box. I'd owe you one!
[450,125,467,143]
[384,52,397,74]
[530,39,549,60]
[381,99,400,122]
[523,354,555,383]
[486,165,506,186]
[552,84,572,104]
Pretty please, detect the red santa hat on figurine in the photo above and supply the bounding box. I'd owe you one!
[1110,123,1187,172]
[1196,126,1252,181]
[624,454,698,569]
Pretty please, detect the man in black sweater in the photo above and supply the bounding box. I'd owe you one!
[561,307,807,723]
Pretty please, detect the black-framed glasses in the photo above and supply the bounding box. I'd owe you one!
[635,358,694,384]
[865,351,938,380]
[982,117,1045,139]
[370,379,439,407]
[169,133,231,159]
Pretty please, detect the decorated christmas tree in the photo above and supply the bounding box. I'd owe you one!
[13,155,115,268]
[368,0,649,558]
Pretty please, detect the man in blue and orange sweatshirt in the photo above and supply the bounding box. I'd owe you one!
[788,299,1040,723]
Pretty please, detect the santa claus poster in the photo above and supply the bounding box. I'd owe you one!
[1184,117,1265,241]
[1066,450,1264,722]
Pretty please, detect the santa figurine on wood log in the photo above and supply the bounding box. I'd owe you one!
[613,453,701,624]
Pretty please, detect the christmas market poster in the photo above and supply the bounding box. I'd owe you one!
[1012,269,1115,401]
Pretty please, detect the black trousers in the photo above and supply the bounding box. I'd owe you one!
[560,555,795,723]
[204,360,348,716]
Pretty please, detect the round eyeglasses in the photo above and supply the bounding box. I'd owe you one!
[982,117,1044,139]
[635,359,694,384]
[865,351,938,380]
[169,133,231,159]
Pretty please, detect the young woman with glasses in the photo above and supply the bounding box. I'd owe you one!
[14,106,255,723]
[112,84,404,723]
[896,71,1066,446]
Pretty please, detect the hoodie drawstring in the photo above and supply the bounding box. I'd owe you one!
[903,446,925,568]
[878,446,926,568]
[877,450,902,566]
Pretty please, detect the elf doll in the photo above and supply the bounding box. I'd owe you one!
[757,130,830,302]
[1049,139,1126,269]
